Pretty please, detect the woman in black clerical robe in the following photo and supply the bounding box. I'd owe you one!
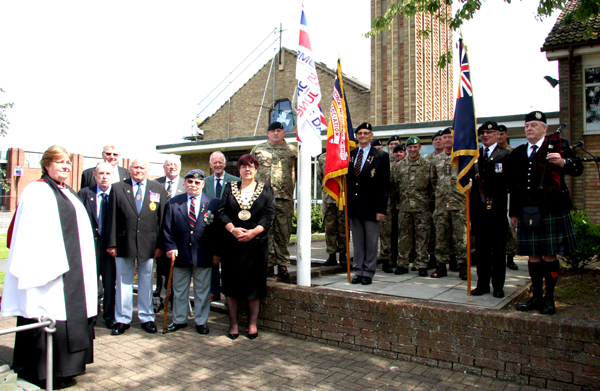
[218,154,275,340]
[2,145,97,388]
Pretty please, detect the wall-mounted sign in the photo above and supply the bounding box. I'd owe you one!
[13,166,23,176]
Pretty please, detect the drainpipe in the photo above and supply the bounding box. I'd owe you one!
[568,46,575,202]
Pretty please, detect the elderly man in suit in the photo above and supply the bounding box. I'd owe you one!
[347,122,390,285]
[470,121,511,298]
[203,151,240,301]
[163,169,221,334]
[81,145,130,188]
[106,158,167,335]
[153,155,186,312]
[78,162,117,329]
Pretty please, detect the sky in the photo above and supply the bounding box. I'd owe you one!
[0,0,561,162]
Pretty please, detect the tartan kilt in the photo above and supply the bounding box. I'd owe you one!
[516,210,579,256]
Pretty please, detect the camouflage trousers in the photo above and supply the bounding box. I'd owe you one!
[268,199,293,267]
[433,209,467,266]
[398,211,430,268]
[506,218,517,256]
[322,203,347,254]
[379,208,398,265]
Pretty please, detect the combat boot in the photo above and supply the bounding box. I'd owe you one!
[506,255,518,270]
[323,253,337,266]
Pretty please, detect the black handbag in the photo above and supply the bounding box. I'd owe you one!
[522,205,542,229]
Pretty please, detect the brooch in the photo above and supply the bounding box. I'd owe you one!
[204,210,214,225]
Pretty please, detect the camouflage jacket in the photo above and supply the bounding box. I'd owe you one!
[251,140,297,200]
[431,152,466,211]
[392,155,436,212]
[317,153,335,204]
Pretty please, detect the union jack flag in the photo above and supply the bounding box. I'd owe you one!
[451,38,479,193]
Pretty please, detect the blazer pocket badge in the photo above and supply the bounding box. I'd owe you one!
[495,163,503,173]
[149,202,156,211]
[371,168,376,177]
[204,210,214,225]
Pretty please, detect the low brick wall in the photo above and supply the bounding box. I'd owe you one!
[255,282,600,390]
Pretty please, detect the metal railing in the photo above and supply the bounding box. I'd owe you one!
[0,316,56,391]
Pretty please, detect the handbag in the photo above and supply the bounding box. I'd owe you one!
[522,205,542,229]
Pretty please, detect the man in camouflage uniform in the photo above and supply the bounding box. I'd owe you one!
[424,130,446,270]
[497,124,518,271]
[251,121,297,280]
[317,152,347,266]
[430,128,468,280]
[380,136,401,273]
[392,136,436,277]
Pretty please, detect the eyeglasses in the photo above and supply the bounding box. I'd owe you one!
[186,179,203,185]
[103,152,119,156]
[356,132,371,136]
[481,130,497,135]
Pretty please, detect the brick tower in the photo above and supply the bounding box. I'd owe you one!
[371,0,454,125]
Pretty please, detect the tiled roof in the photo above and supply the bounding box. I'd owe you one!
[542,0,600,50]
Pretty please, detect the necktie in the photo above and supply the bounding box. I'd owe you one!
[135,182,143,213]
[484,147,490,161]
[354,148,364,177]
[216,178,222,198]
[98,193,107,235]
[189,197,197,227]
[166,180,173,199]
[529,145,538,160]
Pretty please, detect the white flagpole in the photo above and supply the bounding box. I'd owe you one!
[296,145,312,287]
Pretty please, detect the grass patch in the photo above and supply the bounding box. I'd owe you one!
[289,234,325,243]
[0,271,4,291]
[0,235,7,260]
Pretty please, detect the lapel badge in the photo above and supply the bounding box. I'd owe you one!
[90,197,94,201]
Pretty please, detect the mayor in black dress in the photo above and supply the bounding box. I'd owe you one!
[218,154,275,340]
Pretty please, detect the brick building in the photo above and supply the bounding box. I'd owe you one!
[541,0,600,223]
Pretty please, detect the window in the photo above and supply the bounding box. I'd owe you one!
[269,99,296,132]
[585,66,600,133]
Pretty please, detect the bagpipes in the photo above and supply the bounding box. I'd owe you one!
[536,124,565,199]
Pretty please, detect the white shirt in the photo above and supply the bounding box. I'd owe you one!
[527,139,544,158]
[355,145,371,172]
[111,164,121,184]
[133,179,147,204]
[483,143,497,158]
[164,176,181,194]
[187,195,200,219]
[95,186,112,218]
[213,173,225,195]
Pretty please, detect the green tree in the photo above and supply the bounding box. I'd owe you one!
[366,0,600,68]
[0,88,13,190]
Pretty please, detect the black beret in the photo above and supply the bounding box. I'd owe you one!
[498,124,508,132]
[393,144,406,152]
[356,122,372,132]
[525,111,546,124]
[431,130,443,141]
[387,135,401,145]
[371,139,383,147]
[267,121,284,131]
[478,121,499,134]
[440,127,452,136]
[184,169,205,180]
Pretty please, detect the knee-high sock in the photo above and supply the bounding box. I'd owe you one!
[544,260,560,299]
[528,261,545,298]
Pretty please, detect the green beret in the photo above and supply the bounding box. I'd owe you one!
[405,136,421,146]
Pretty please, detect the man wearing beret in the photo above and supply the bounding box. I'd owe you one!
[251,122,297,280]
[470,121,511,297]
[392,136,436,276]
[392,144,407,161]
[162,170,221,334]
[430,129,468,280]
[497,124,519,271]
[347,122,390,285]
[379,135,402,273]
[509,111,583,315]
[424,129,447,270]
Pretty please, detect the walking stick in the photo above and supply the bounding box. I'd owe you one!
[162,255,176,334]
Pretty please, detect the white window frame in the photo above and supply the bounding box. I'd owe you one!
[583,54,600,135]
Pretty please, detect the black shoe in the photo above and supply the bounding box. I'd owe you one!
[394,267,408,275]
[277,266,290,281]
[323,253,337,266]
[196,324,210,334]
[381,260,393,273]
[361,276,372,285]
[516,297,543,312]
[418,268,428,277]
[493,290,505,298]
[153,296,164,314]
[267,266,275,277]
[449,261,460,272]
[247,332,258,340]
[105,319,116,329]
[166,322,188,333]
[427,254,437,270]
[338,253,347,265]
[540,297,556,315]
[228,333,239,340]
[471,287,490,296]
[141,321,157,334]
[507,257,519,270]
[459,266,468,281]
[430,264,447,278]
[351,275,363,284]
[111,323,130,336]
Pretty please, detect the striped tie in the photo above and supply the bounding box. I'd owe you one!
[189,197,196,227]
[166,180,173,199]
[354,148,363,177]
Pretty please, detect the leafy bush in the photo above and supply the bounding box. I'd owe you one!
[561,210,600,271]
[291,205,324,234]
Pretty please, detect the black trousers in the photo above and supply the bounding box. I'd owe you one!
[473,213,508,291]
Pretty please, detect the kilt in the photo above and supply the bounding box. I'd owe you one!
[516,210,579,256]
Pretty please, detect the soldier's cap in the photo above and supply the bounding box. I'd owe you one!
[184,169,205,180]
[478,121,499,135]
[371,139,383,147]
[267,121,284,131]
[387,135,401,145]
[405,136,421,146]
[431,130,443,141]
[440,127,452,136]
[525,111,546,124]
[498,124,508,133]
[355,122,372,133]
[393,144,406,152]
